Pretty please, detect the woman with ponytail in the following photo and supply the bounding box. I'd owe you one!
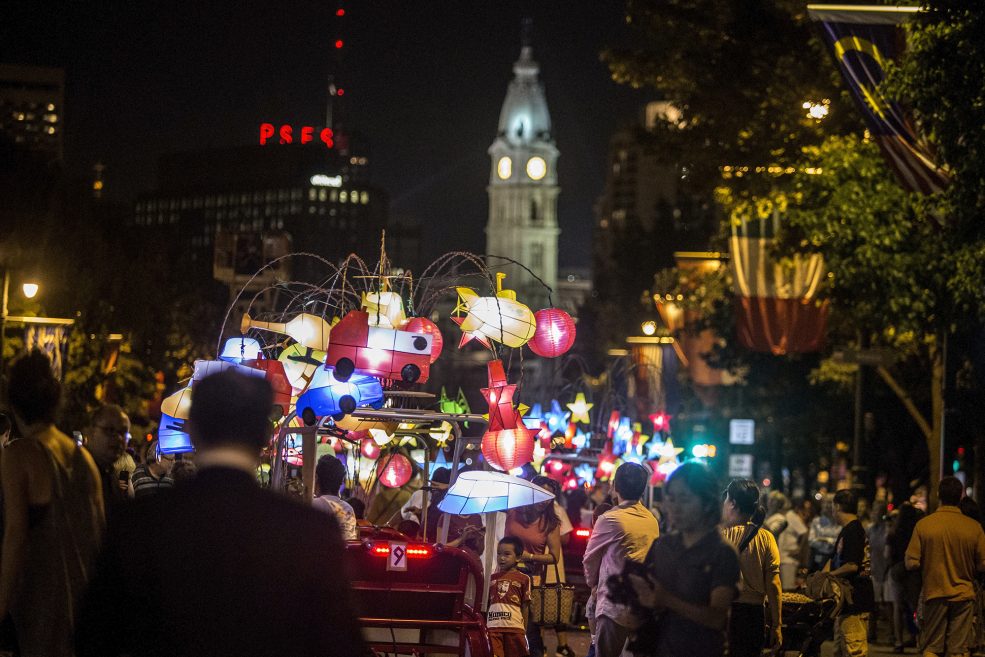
[722,479,783,657]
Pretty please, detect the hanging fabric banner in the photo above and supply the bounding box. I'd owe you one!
[730,234,829,355]
[25,324,69,379]
[808,5,950,196]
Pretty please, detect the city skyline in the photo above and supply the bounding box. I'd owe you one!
[2,1,651,266]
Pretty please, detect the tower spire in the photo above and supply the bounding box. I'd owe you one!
[520,17,533,49]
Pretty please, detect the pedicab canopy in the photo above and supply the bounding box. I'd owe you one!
[437,471,554,515]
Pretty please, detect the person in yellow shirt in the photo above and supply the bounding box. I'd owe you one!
[906,477,985,657]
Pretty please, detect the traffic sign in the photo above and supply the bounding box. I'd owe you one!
[729,454,754,478]
[729,419,755,445]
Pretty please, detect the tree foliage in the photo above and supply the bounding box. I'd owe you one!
[603,0,857,197]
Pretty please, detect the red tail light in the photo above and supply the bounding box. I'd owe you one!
[367,542,433,558]
[574,528,591,539]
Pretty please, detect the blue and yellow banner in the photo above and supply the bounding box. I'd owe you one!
[808,5,950,195]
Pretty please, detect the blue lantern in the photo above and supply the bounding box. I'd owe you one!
[158,414,193,454]
[544,400,571,435]
[219,337,263,363]
[295,366,384,426]
[522,403,544,430]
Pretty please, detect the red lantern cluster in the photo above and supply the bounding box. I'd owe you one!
[377,453,413,488]
[404,316,444,364]
[528,308,576,358]
[481,427,535,472]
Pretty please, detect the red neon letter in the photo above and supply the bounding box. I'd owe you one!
[259,123,275,145]
[279,124,293,144]
[320,128,334,149]
[300,126,314,144]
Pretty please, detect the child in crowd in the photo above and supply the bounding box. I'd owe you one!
[488,536,531,657]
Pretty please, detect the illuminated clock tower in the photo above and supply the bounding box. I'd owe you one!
[486,22,559,309]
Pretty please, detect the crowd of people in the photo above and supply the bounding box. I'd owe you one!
[3,347,985,657]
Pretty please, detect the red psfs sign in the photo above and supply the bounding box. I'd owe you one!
[259,123,334,148]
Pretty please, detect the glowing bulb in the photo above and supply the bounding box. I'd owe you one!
[22,283,40,299]
[641,321,657,336]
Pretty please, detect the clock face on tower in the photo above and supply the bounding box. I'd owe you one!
[497,156,512,180]
[526,156,547,181]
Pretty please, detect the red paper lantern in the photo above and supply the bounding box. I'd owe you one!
[361,437,381,460]
[481,426,534,472]
[376,453,413,488]
[528,308,576,358]
[405,316,444,364]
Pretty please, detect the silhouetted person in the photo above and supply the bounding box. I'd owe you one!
[76,369,365,657]
[0,350,104,657]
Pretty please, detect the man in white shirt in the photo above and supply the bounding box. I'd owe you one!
[313,454,357,541]
[778,498,813,590]
[583,463,660,657]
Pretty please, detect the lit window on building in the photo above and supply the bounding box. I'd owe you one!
[309,206,316,214]
[330,190,338,202]
[46,127,55,134]
[44,113,57,123]
[46,103,55,111]
[360,191,369,204]
[340,191,348,203]
[308,188,317,201]
[318,189,327,202]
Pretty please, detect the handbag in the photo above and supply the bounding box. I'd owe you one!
[529,561,575,627]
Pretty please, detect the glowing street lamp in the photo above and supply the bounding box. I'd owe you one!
[21,282,39,299]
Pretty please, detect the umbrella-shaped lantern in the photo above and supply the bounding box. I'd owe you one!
[438,471,554,611]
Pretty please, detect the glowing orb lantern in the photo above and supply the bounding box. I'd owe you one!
[481,426,535,472]
[376,453,413,488]
[404,316,444,363]
[528,308,576,357]
[361,437,381,460]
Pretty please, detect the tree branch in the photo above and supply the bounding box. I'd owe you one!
[876,365,933,441]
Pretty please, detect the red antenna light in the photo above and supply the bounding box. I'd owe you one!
[335,39,344,49]
[336,8,345,16]
[337,89,345,96]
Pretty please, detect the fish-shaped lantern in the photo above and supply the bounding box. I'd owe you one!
[241,312,332,351]
[452,273,537,349]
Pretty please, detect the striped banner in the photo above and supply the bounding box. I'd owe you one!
[730,234,829,355]
[808,5,950,196]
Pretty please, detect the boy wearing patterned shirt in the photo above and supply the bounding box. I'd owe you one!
[488,536,531,657]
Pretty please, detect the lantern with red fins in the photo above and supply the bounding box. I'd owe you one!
[528,308,576,358]
[480,359,534,472]
[377,453,413,488]
[404,316,444,364]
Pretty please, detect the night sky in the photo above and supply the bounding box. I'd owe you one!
[3,1,650,266]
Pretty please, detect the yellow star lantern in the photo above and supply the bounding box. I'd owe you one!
[566,393,593,424]
[429,421,454,447]
[654,438,684,465]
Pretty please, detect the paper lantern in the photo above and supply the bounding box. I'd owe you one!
[161,387,193,420]
[404,316,444,363]
[361,437,381,460]
[544,400,570,435]
[481,426,534,472]
[295,366,384,425]
[325,310,432,383]
[219,337,263,363]
[566,393,593,425]
[529,308,576,357]
[158,413,193,454]
[278,344,328,394]
[241,312,332,351]
[377,453,413,488]
[452,278,537,349]
[361,290,407,328]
